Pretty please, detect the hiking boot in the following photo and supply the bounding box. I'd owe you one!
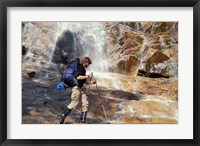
[58,108,71,124]
[58,113,66,124]
[80,112,87,124]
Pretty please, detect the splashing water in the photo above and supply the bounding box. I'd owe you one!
[92,71,130,90]
[55,22,109,72]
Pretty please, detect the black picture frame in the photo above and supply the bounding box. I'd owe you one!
[0,0,199,146]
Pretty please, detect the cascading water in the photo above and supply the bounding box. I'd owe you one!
[55,22,109,72]
[33,22,110,82]
[135,34,148,76]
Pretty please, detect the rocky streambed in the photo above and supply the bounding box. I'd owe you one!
[22,71,178,124]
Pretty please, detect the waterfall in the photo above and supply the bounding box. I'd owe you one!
[55,22,109,72]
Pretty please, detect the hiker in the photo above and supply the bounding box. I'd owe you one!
[58,57,96,124]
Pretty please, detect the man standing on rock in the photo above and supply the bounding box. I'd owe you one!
[59,57,95,124]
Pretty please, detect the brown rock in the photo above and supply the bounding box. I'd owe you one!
[117,55,139,75]
[147,50,170,63]
[29,110,39,116]
[171,23,178,42]
[150,42,161,50]
[137,51,171,78]
[162,49,178,60]
[119,31,143,50]
[22,69,37,78]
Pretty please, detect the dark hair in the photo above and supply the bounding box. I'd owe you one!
[82,57,92,64]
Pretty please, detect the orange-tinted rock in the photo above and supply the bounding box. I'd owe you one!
[140,22,154,33]
[162,49,178,60]
[147,51,170,63]
[119,31,143,50]
[137,51,171,78]
[149,42,161,50]
[117,55,139,75]
[29,110,39,116]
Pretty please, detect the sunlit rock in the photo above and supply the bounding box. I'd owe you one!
[117,55,139,76]
[137,50,172,78]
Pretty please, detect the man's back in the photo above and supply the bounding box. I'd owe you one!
[74,63,86,88]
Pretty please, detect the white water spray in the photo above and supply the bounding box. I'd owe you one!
[55,22,109,72]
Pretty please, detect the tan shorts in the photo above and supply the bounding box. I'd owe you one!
[67,86,89,112]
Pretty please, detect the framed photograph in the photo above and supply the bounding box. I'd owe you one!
[0,0,199,145]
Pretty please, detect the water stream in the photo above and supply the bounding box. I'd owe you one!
[56,22,109,72]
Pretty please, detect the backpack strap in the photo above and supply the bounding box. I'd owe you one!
[60,73,66,82]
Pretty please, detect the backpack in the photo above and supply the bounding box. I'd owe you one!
[57,58,80,89]
[64,58,80,78]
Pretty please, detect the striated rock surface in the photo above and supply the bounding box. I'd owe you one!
[105,22,178,78]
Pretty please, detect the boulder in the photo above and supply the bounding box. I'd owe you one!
[137,50,170,78]
[117,55,139,75]
[52,30,75,64]
[22,69,37,78]
[52,30,88,66]
[138,63,169,78]
[146,50,170,63]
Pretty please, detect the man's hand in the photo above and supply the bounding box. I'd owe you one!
[87,72,93,78]
[91,80,96,84]
[84,79,96,86]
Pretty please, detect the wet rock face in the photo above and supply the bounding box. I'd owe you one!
[119,31,143,50]
[52,30,82,64]
[117,55,139,75]
[146,51,170,63]
[22,45,28,56]
[138,22,177,36]
[138,51,170,78]
[21,22,58,77]
[57,30,75,51]
[22,69,37,79]
[105,22,178,78]
[171,23,178,43]
[137,50,178,78]
[111,90,144,101]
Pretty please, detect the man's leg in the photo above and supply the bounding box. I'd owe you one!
[67,86,81,109]
[80,89,89,123]
[59,86,81,124]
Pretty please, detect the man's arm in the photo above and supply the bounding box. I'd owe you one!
[77,73,93,80]
[76,75,89,80]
